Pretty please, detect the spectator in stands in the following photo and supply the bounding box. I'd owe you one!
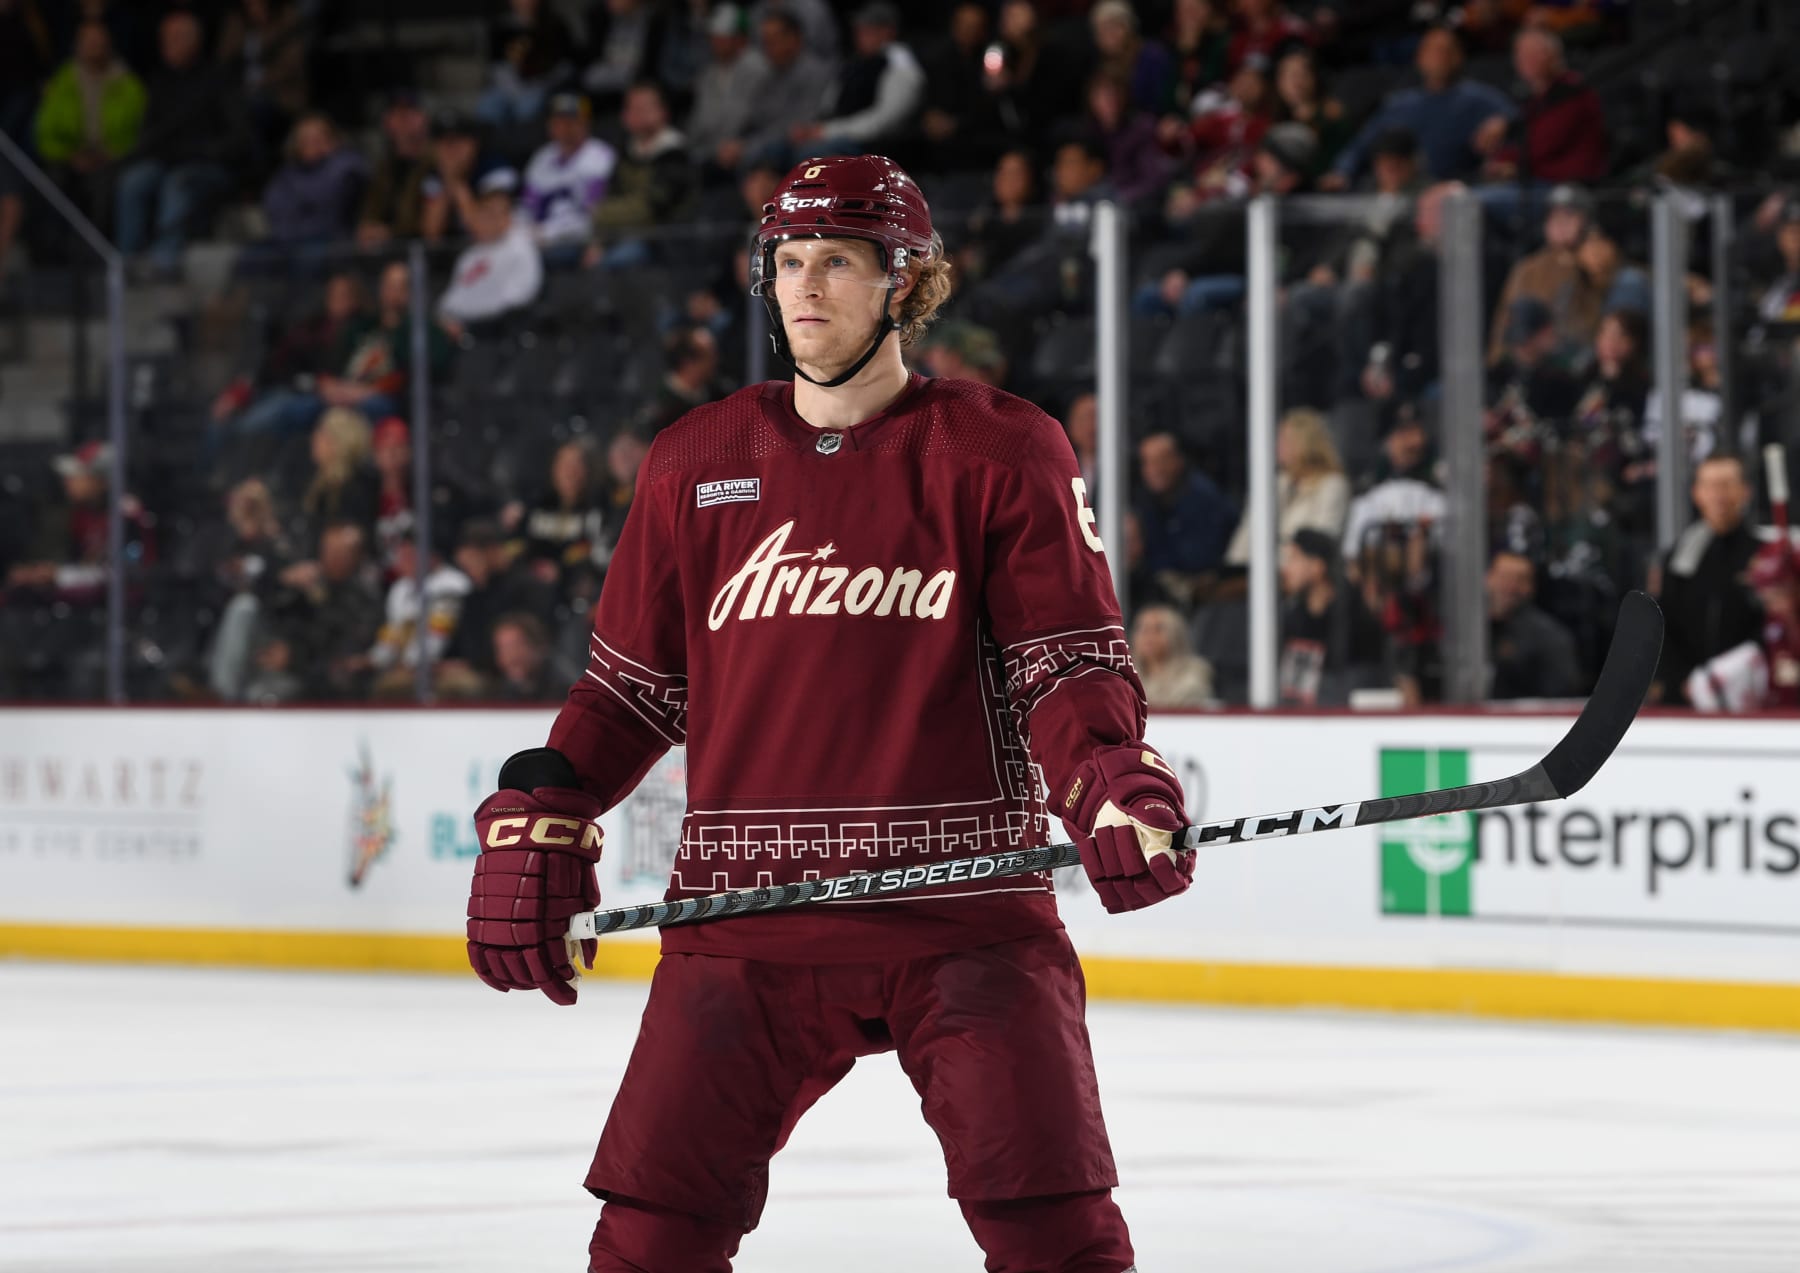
[1252,121,1316,197]
[788,3,923,160]
[1166,0,1229,119]
[1357,181,1460,406]
[1568,308,1653,533]
[479,0,577,126]
[515,439,611,603]
[294,406,378,548]
[638,325,724,432]
[1064,389,1098,491]
[209,268,367,448]
[204,476,297,701]
[918,320,1007,389]
[581,0,669,110]
[1272,46,1349,180]
[419,112,498,244]
[1088,0,1173,116]
[1164,52,1272,214]
[1277,527,1387,706]
[216,0,308,174]
[1230,0,1312,75]
[366,414,483,590]
[1634,100,1734,197]
[1485,184,1601,364]
[1291,126,1421,308]
[919,1,1008,172]
[967,136,1111,329]
[4,442,153,604]
[1133,431,1239,606]
[1758,198,1800,325]
[1282,130,1423,404]
[358,532,472,699]
[522,93,616,267]
[490,611,562,701]
[1487,549,1581,699]
[955,150,1045,284]
[588,81,695,264]
[686,4,762,169]
[282,519,383,700]
[1653,455,1762,706]
[1084,70,1170,209]
[1480,27,1606,189]
[1137,123,1312,320]
[438,169,544,329]
[356,90,433,249]
[749,0,839,62]
[244,257,448,438]
[114,10,240,276]
[1485,297,1582,468]
[1645,320,1739,467]
[1323,26,1514,188]
[1130,603,1214,707]
[33,20,144,228]
[736,9,833,170]
[1371,401,1436,488]
[1225,408,1350,566]
[238,625,304,703]
[438,518,554,697]
[1486,451,1546,564]
[984,0,1091,156]
[603,429,648,521]
[258,112,367,267]
[1343,402,1444,547]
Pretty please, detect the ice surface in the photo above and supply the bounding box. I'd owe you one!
[1,964,1796,1272]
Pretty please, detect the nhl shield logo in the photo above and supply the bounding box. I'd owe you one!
[815,433,843,455]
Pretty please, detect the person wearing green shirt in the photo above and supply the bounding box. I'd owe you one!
[33,19,145,210]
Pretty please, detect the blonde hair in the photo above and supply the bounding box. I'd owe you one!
[305,407,372,515]
[896,232,953,347]
[1279,407,1344,481]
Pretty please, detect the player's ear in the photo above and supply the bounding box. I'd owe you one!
[889,264,919,309]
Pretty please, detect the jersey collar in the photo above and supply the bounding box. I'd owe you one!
[760,373,929,453]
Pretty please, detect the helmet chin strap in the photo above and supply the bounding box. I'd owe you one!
[764,284,900,389]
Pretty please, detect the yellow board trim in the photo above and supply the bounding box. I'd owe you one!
[0,922,663,982]
[2,923,1797,1033]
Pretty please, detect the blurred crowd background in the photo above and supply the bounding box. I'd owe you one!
[2,0,1799,711]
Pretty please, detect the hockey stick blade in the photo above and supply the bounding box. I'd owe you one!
[566,592,1661,940]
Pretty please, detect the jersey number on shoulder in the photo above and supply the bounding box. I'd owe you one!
[1072,478,1104,552]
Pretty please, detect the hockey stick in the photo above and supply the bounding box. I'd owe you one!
[1766,443,1790,539]
[567,591,1662,940]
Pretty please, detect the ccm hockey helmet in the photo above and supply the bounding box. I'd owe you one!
[751,154,936,387]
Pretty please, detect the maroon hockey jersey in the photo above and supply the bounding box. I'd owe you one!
[548,374,1147,962]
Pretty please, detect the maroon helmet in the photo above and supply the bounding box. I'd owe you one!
[752,154,936,297]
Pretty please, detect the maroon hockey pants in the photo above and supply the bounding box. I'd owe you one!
[585,928,1134,1272]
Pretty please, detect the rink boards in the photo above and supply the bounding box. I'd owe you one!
[1,707,1796,1031]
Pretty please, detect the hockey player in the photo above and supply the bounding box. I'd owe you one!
[464,154,1193,1273]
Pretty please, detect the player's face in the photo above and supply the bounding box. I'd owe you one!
[1692,460,1748,532]
[772,237,894,373]
[549,113,587,149]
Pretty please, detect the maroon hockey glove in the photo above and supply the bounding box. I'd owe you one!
[466,748,604,1006]
[1061,742,1195,914]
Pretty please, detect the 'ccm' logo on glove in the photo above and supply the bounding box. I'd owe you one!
[483,815,605,850]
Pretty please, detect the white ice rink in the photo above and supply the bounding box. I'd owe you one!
[2,964,1796,1273]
